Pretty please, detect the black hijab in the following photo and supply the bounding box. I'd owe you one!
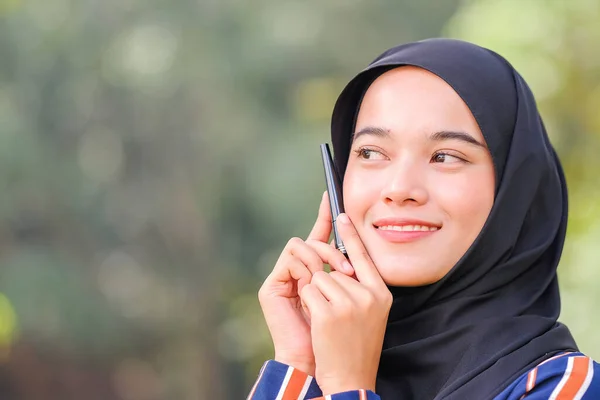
[330,38,578,399]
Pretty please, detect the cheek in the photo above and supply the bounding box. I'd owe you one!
[433,169,494,227]
[342,169,382,220]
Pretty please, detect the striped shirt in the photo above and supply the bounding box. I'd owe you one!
[247,352,600,399]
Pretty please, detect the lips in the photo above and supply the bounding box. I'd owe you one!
[372,218,442,243]
[377,224,439,232]
[372,218,442,231]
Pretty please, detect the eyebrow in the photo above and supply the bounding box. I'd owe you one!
[429,130,486,148]
[351,126,486,149]
[350,126,391,143]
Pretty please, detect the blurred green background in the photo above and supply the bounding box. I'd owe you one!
[0,0,598,398]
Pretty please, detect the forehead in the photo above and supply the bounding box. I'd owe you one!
[355,66,483,141]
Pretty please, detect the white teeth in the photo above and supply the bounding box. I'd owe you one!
[378,225,439,232]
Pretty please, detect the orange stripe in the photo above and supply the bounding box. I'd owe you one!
[520,367,538,398]
[521,353,573,399]
[282,368,308,400]
[556,356,590,399]
[526,367,537,391]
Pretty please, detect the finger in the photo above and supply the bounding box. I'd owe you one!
[329,270,362,291]
[264,237,321,287]
[306,191,332,243]
[261,255,312,299]
[336,213,386,288]
[287,237,325,275]
[305,239,354,276]
[300,283,330,317]
[286,256,314,295]
[327,239,355,278]
[310,271,351,304]
[332,271,393,312]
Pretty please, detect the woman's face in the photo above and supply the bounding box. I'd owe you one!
[343,66,495,286]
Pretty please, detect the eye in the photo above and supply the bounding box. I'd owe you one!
[353,146,386,160]
[431,151,466,164]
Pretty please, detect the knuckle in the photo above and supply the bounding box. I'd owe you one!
[312,270,328,283]
[369,289,393,310]
[257,285,269,303]
[362,290,377,308]
[287,236,304,248]
[382,291,393,307]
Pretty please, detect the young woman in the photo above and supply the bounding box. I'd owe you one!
[247,38,600,399]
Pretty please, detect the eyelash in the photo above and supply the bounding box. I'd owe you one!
[353,147,383,160]
[353,146,468,164]
[431,151,467,164]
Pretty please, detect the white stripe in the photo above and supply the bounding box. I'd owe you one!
[540,352,574,367]
[574,358,595,400]
[247,360,269,400]
[549,357,574,400]
[526,370,536,390]
[297,376,312,399]
[325,396,332,400]
[275,366,294,400]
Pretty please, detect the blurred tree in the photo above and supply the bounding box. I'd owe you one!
[0,0,597,399]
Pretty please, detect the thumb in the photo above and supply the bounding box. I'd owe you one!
[306,191,332,243]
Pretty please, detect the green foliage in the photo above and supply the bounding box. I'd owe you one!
[0,0,597,398]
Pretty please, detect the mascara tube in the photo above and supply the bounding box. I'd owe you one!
[320,143,348,258]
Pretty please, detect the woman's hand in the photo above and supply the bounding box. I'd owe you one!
[258,193,355,375]
[300,212,393,395]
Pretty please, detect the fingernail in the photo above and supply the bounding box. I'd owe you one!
[342,260,354,274]
[337,213,350,224]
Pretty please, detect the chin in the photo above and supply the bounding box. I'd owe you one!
[370,253,449,287]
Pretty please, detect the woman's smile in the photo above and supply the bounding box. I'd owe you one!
[371,217,441,243]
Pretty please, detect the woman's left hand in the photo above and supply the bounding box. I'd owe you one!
[299,212,393,395]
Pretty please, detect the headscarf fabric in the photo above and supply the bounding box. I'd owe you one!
[330,38,578,399]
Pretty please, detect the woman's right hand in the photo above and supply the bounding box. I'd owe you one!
[258,192,355,375]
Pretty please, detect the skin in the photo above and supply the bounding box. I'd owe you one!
[344,66,495,286]
[258,66,495,395]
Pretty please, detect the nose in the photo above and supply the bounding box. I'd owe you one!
[380,159,429,206]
